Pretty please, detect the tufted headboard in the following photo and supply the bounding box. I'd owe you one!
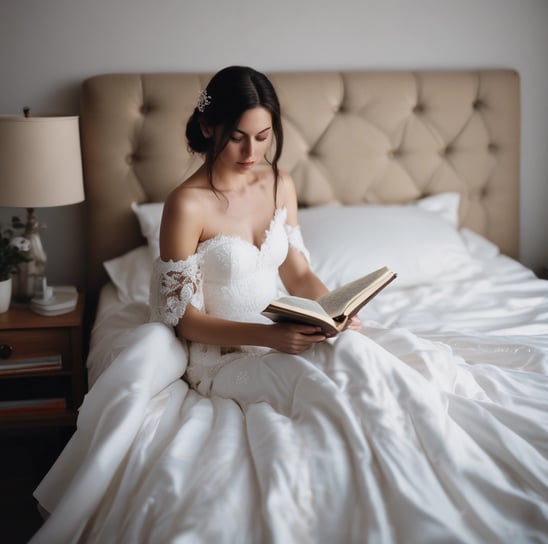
[80,69,520,301]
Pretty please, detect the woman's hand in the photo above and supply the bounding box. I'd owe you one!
[345,315,362,332]
[264,323,327,354]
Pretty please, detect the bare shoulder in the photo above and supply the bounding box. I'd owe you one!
[164,181,206,219]
[276,169,298,211]
[160,175,210,259]
[164,165,217,218]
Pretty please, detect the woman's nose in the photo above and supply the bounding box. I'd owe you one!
[243,138,253,157]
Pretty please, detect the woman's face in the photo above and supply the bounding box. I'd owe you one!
[215,107,273,174]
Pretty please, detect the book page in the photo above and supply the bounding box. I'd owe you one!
[317,267,396,319]
[266,296,328,318]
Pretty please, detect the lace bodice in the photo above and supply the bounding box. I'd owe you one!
[149,207,310,394]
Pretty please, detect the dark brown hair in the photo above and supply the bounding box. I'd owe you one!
[185,66,283,200]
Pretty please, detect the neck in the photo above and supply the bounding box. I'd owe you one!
[210,166,254,194]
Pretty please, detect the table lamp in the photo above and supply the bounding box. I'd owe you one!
[0,112,85,313]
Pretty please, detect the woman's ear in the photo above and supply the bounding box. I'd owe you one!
[200,121,213,139]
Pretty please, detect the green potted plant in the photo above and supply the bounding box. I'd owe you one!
[0,219,30,312]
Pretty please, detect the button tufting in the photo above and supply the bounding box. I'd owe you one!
[487,143,498,154]
[388,149,401,159]
[472,99,483,110]
[126,153,140,165]
[140,103,151,114]
[439,145,453,156]
[412,104,424,114]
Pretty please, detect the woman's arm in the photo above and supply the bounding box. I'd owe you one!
[277,172,329,299]
[277,173,362,332]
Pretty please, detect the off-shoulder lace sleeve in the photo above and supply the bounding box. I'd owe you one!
[284,223,311,264]
[149,255,204,327]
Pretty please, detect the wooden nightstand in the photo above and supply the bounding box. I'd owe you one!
[0,294,86,429]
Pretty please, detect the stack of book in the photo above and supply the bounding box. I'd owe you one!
[0,356,66,418]
[0,355,62,376]
[0,397,67,416]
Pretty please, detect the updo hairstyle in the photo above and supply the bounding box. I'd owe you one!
[185,65,284,194]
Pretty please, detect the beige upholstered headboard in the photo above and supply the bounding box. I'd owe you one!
[80,69,520,300]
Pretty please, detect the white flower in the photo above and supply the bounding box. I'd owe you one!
[10,236,30,252]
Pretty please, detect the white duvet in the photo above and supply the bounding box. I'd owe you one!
[31,226,548,544]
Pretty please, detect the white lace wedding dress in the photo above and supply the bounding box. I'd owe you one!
[31,208,548,543]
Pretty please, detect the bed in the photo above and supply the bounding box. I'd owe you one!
[31,70,548,543]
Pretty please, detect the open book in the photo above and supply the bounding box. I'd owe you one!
[261,266,397,335]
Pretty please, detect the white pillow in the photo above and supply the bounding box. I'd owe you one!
[298,193,481,289]
[103,245,152,303]
[413,192,460,227]
[131,202,164,259]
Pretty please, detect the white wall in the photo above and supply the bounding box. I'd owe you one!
[1,0,547,286]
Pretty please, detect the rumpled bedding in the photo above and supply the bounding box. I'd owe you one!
[31,231,548,544]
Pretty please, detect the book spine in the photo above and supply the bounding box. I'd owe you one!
[0,398,67,415]
[0,355,63,376]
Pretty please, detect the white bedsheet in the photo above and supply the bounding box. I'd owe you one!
[31,231,548,544]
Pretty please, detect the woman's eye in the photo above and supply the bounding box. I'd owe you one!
[230,134,268,143]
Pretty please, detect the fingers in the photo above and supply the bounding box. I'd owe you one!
[272,317,362,355]
[291,328,326,345]
[345,316,362,331]
[273,323,327,354]
[293,324,324,335]
[290,326,326,341]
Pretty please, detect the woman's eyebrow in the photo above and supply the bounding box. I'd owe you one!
[233,126,271,136]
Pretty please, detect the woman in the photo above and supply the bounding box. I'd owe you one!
[151,65,361,395]
[145,67,548,542]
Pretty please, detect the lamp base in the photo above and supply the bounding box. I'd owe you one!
[30,286,78,316]
[13,208,47,302]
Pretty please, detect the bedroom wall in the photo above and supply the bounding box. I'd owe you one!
[1,0,547,286]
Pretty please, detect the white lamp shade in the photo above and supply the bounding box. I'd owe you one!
[0,115,85,207]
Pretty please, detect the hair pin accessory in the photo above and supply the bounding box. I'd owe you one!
[197,89,212,113]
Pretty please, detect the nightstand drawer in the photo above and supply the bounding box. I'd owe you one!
[0,328,71,365]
